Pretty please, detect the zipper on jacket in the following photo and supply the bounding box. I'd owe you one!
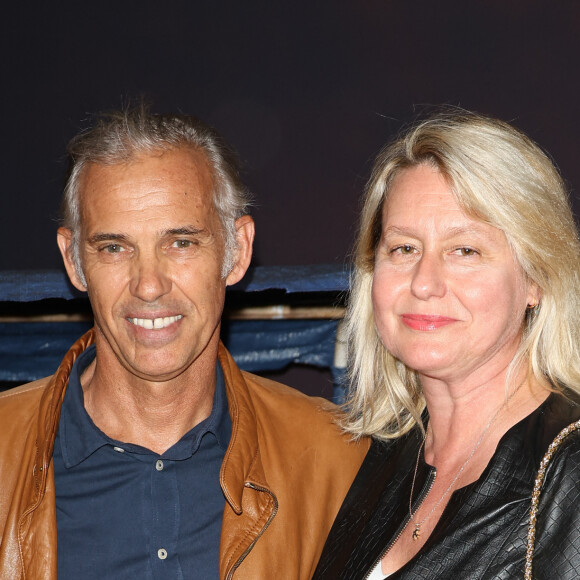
[362,468,436,580]
[226,482,279,580]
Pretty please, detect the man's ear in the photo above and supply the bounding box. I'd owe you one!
[56,227,87,292]
[226,215,255,287]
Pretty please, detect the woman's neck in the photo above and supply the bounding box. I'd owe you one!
[421,369,550,469]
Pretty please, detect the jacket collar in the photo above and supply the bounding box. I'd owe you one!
[37,329,269,516]
[35,329,96,486]
[18,328,96,571]
[218,342,270,515]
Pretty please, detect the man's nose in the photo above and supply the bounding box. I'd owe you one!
[129,253,172,302]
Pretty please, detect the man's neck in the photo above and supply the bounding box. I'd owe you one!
[80,355,217,455]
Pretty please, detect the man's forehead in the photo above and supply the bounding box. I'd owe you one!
[74,150,221,239]
[78,148,215,207]
[81,146,212,182]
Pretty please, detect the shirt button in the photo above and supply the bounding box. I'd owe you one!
[157,548,168,560]
[155,459,164,471]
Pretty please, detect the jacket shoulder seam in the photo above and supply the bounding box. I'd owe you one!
[0,379,50,400]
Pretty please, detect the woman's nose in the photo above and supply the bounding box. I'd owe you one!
[410,252,447,300]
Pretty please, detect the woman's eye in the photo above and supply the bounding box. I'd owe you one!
[458,247,478,256]
[392,244,415,255]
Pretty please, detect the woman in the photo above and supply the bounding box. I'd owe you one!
[313,111,580,579]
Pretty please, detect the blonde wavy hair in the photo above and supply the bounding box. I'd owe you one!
[344,110,580,440]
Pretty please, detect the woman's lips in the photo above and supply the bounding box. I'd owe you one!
[400,314,457,331]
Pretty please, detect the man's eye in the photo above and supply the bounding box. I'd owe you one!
[458,247,478,256]
[103,244,123,253]
[173,239,194,248]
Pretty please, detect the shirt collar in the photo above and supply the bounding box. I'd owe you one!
[58,345,231,467]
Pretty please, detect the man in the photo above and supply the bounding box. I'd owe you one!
[0,106,368,579]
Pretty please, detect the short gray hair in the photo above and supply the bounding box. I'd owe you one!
[61,103,252,283]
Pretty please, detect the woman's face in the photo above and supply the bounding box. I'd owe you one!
[372,164,539,385]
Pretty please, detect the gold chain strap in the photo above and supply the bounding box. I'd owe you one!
[524,419,580,579]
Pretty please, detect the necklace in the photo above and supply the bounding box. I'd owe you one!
[408,393,515,542]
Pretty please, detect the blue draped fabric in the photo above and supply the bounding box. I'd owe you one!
[0,265,350,301]
[0,266,349,402]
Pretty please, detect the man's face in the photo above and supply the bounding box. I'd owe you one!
[58,148,253,382]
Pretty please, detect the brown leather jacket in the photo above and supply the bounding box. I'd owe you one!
[0,329,368,579]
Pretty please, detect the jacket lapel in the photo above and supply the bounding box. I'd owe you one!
[17,330,95,578]
[217,345,277,579]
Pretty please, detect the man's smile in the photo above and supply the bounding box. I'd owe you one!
[127,315,183,330]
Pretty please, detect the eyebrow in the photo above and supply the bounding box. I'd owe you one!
[163,226,206,237]
[87,232,130,244]
[384,224,497,240]
[87,226,207,245]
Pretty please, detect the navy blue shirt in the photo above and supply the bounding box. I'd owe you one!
[54,345,231,580]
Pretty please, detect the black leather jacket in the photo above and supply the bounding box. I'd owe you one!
[313,392,580,579]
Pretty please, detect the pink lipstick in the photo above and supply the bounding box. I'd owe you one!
[401,314,457,331]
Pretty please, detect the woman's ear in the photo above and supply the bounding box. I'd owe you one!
[526,281,541,309]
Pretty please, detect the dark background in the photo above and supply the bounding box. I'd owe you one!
[2,1,580,394]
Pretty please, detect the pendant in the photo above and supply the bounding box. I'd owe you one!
[412,524,421,541]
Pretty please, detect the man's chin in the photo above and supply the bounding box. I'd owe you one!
[120,359,193,383]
